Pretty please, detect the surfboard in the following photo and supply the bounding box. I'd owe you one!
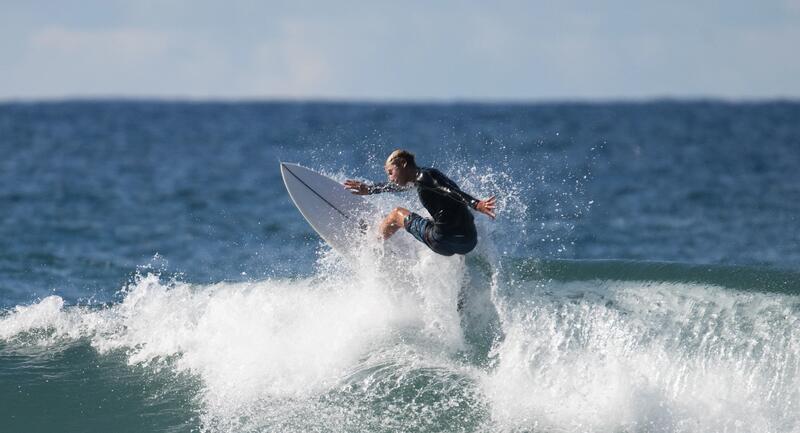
[280,162,375,254]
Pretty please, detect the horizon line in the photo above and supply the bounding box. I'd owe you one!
[2,94,799,106]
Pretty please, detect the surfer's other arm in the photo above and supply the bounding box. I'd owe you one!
[416,169,497,219]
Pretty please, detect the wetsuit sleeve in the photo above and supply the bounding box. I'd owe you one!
[418,170,480,209]
[366,182,411,194]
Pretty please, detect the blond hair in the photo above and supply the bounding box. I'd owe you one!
[385,149,417,168]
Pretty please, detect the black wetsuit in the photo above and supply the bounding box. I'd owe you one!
[368,167,479,255]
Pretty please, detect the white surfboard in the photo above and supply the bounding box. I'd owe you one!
[280,162,375,254]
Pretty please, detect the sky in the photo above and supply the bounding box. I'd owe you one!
[1,0,799,101]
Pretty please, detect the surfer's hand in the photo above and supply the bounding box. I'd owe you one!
[476,196,497,219]
[344,179,369,195]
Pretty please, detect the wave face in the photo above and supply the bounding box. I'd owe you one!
[3,252,800,433]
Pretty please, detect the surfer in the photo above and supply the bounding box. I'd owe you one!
[344,150,496,256]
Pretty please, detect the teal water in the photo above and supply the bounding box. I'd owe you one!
[1,100,799,432]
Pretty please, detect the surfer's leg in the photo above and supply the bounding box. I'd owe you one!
[403,212,440,252]
[405,218,475,256]
[380,207,410,239]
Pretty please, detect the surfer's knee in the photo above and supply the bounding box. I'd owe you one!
[391,207,410,220]
[380,208,409,237]
[381,208,407,227]
[379,208,408,239]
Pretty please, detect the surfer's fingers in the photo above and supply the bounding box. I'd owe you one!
[480,196,496,207]
[343,180,366,194]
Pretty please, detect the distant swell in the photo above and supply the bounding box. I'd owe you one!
[511,258,800,293]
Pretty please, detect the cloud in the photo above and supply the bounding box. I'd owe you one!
[249,19,335,97]
[30,27,171,65]
[786,0,800,13]
[6,26,240,98]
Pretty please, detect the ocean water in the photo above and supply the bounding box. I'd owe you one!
[1,100,799,432]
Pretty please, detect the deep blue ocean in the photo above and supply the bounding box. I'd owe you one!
[1,100,799,432]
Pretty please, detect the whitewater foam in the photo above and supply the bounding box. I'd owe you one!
[483,279,800,432]
[1,239,479,429]
[3,263,800,432]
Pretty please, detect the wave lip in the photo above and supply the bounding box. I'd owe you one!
[513,258,800,294]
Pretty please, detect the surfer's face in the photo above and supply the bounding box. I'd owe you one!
[385,162,413,185]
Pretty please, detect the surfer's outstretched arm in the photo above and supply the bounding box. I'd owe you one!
[344,179,409,195]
